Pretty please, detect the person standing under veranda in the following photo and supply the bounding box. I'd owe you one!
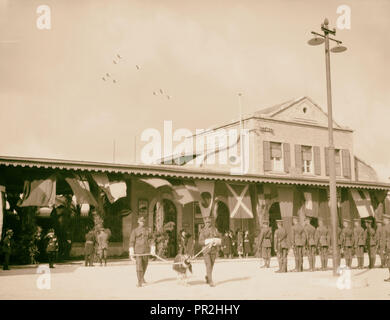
[236,229,244,258]
[376,220,386,268]
[315,219,330,271]
[258,221,272,268]
[84,227,96,267]
[304,217,316,272]
[383,215,390,282]
[45,229,59,269]
[354,218,366,269]
[97,227,111,266]
[2,229,13,270]
[292,216,305,272]
[341,219,354,268]
[129,216,156,288]
[222,231,232,259]
[274,219,289,273]
[365,219,377,269]
[243,230,251,258]
[199,216,221,287]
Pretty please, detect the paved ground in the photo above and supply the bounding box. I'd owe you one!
[0,254,389,300]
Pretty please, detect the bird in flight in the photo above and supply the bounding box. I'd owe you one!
[113,60,117,64]
[106,73,110,77]
[136,65,140,70]
[102,77,106,81]
[113,79,117,83]
[153,92,157,95]
[117,54,122,59]
[159,89,163,94]
[166,95,170,100]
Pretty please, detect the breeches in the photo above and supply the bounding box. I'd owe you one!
[204,252,217,281]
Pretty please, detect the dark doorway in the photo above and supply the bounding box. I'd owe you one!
[163,199,177,258]
[215,201,230,234]
[269,202,281,256]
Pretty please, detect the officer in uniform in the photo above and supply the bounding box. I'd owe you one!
[129,216,155,288]
[335,223,343,269]
[292,216,305,272]
[257,220,272,268]
[45,228,59,269]
[383,214,390,281]
[365,219,377,269]
[315,219,330,271]
[2,229,13,270]
[341,219,353,268]
[274,219,289,273]
[199,216,221,287]
[354,218,366,269]
[304,217,316,272]
[376,220,386,268]
[84,227,96,267]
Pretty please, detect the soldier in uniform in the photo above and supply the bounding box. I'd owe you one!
[129,216,155,288]
[365,219,377,269]
[383,215,390,281]
[274,219,289,273]
[198,216,221,287]
[341,219,354,268]
[304,217,316,272]
[96,227,111,266]
[45,229,59,269]
[258,220,272,268]
[376,220,386,268]
[315,219,330,271]
[292,216,305,272]
[353,218,366,269]
[2,229,13,270]
[335,223,343,269]
[84,227,96,267]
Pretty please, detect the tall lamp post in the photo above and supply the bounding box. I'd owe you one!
[308,18,347,276]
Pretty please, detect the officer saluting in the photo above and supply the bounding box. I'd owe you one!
[274,219,289,273]
[198,216,221,287]
[129,216,155,288]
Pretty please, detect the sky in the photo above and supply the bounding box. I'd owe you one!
[0,0,389,181]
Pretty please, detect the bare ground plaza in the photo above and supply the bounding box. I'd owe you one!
[0,254,389,300]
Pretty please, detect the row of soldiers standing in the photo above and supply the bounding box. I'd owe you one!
[257,214,390,277]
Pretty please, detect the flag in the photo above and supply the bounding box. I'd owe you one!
[226,183,253,219]
[0,185,5,239]
[350,189,374,218]
[194,180,215,218]
[302,189,319,218]
[65,177,98,207]
[109,182,127,202]
[19,175,56,207]
[91,173,115,203]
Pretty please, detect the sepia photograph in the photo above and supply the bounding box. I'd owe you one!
[0,0,390,306]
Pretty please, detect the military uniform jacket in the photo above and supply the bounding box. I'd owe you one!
[129,226,154,254]
[341,227,354,247]
[384,224,390,250]
[354,226,366,246]
[199,226,221,255]
[258,227,272,248]
[292,224,306,246]
[376,225,386,247]
[315,226,330,247]
[365,227,377,247]
[304,224,316,246]
[274,227,289,251]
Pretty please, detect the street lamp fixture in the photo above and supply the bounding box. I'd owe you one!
[308,18,347,277]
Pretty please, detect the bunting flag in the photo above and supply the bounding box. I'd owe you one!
[172,184,195,205]
[139,178,172,189]
[350,189,374,218]
[0,185,5,239]
[302,189,319,218]
[19,175,56,207]
[194,180,215,218]
[65,177,98,207]
[277,187,294,218]
[226,183,253,219]
[91,173,115,203]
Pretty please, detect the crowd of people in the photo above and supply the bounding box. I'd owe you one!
[220,229,253,259]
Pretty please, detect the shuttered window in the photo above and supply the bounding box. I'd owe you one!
[263,141,271,172]
[313,146,321,175]
[283,143,291,173]
[342,149,351,178]
[295,145,302,174]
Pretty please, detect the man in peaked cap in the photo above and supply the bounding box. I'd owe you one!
[341,219,354,268]
[257,220,272,268]
[199,215,221,287]
[129,215,155,287]
[364,219,377,269]
[383,215,390,281]
[354,218,366,269]
[274,219,289,273]
[315,219,330,271]
[292,216,305,272]
[376,219,386,268]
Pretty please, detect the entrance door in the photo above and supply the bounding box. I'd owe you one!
[269,202,281,256]
[162,199,177,257]
[215,201,230,234]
